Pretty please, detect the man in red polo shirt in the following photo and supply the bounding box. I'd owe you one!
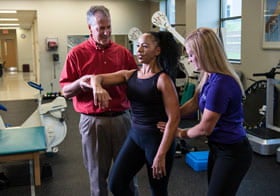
[59,5,138,196]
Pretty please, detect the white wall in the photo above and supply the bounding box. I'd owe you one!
[175,0,187,38]
[241,0,280,87]
[16,28,33,72]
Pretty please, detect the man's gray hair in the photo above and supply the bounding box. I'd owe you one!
[87,5,110,26]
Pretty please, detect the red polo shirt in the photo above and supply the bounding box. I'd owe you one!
[60,38,137,114]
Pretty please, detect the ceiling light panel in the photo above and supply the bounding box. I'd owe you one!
[0,18,19,21]
[0,10,17,14]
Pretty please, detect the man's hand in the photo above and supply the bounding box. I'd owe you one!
[157,121,167,133]
[80,75,92,92]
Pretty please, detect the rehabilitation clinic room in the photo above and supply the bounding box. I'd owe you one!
[0,0,280,195]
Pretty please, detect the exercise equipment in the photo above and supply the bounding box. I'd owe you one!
[128,27,143,56]
[151,11,185,45]
[244,63,280,156]
[128,27,142,42]
[0,81,67,153]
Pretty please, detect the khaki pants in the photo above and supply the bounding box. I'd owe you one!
[79,112,131,196]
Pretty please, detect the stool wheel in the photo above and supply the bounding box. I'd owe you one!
[52,147,59,153]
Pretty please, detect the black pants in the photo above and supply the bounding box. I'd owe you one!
[207,137,252,196]
[109,128,175,196]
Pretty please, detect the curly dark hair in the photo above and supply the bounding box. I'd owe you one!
[148,31,181,81]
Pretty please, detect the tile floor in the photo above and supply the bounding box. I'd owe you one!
[0,71,38,101]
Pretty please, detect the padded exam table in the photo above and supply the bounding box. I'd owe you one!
[0,126,46,186]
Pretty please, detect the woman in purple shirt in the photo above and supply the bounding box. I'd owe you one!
[158,27,252,196]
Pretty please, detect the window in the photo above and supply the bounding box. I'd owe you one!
[160,0,175,24]
[220,0,242,62]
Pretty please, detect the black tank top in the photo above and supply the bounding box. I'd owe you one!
[127,71,168,131]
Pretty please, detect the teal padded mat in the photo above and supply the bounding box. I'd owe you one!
[0,126,46,155]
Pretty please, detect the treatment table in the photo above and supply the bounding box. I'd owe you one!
[0,126,46,186]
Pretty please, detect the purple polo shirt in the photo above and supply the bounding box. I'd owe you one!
[199,73,246,144]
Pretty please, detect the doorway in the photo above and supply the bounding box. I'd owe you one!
[0,29,17,70]
[0,10,37,77]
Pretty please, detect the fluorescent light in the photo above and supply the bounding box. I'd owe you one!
[0,18,19,21]
[0,23,20,26]
[0,10,17,14]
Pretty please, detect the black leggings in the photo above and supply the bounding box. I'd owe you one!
[207,137,252,196]
[109,130,175,196]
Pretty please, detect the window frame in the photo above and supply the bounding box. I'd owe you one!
[219,0,242,63]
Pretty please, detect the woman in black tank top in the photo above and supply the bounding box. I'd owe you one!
[91,31,181,196]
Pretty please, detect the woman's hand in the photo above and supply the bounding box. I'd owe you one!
[152,154,166,180]
[92,86,111,109]
[177,128,188,138]
[157,121,187,138]
[90,75,112,109]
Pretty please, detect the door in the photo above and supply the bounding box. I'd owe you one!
[0,38,17,68]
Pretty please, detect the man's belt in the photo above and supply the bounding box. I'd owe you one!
[85,111,126,117]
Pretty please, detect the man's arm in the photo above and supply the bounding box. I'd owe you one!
[62,75,92,98]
